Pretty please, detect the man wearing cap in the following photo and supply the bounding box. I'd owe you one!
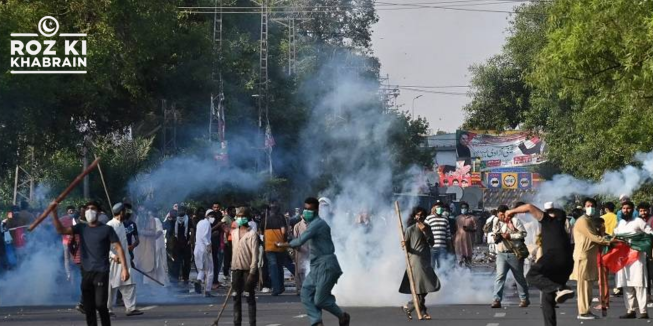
[425,200,452,269]
[106,203,143,317]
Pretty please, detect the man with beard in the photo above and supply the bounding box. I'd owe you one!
[263,199,295,296]
[569,198,612,320]
[613,201,653,319]
[163,207,192,284]
[399,206,440,321]
[507,203,575,326]
[454,202,477,267]
[52,201,130,326]
[106,203,143,317]
[276,197,351,326]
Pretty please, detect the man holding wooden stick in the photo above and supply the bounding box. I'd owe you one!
[51,200,130,326]
[399,206,440,321]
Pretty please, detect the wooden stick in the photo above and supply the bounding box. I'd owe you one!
[395,201,423,320]
[94,155,113,210]
[28,158,101,231]
[211,284,233,326]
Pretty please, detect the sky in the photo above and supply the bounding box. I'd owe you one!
[371,0,521,133]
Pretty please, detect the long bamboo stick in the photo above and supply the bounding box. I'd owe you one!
[395,201,423,320]
[28,158,101,231]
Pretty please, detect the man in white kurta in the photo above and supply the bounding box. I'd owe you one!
[614,201,653,319]
[194,212,214,296]
[107,203,142,316]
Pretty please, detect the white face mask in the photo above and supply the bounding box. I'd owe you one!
[209,217,215,224]
[585,207,596,217]
[461,209,468,215]
[176,215,185,223]
[85,210,98,223]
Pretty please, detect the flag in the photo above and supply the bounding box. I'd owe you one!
[601,233,652,274]
[602,242,640,273]
[264,123,275,149]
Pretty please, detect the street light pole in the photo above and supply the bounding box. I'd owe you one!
[412,95,423,117]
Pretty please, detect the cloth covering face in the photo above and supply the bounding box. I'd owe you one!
[399,224,441,295]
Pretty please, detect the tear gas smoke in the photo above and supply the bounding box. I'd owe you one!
[296,55,493,306]
[535,150,653,206]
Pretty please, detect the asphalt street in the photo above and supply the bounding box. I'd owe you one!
[1,285,652,326]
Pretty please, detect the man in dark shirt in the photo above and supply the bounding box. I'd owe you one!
[263,200,296,296]
[163,207,192,283]
[507,203,575,326]
[51,200,129,326]
[122,203,140,264]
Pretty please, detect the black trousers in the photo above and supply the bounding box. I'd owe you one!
[170,245,191,282]
[223,242,232,277]
[233,270,257,326]
[81,269,111,326]
[527,254,571,326]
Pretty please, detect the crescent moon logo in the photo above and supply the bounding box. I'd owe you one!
[38,16,59,37]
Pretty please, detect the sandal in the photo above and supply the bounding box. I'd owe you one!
[401,306,413,320]
[423,314,432,320]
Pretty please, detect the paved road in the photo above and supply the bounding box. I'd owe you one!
[1,286,650,326]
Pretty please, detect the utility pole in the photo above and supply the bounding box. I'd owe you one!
[12,148,35,205]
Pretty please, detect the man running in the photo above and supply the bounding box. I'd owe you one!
[276,197,351,326]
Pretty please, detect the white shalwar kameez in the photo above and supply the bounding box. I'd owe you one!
[194,218,214,293]
[106,218,138,313]
[614,218,653,314]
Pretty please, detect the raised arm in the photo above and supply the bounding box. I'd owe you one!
[50,202,73,235]
[507,204,545,221]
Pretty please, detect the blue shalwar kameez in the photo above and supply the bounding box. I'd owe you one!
[289,217,345,325]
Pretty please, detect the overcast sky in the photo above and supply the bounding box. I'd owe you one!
[371,1,519,133]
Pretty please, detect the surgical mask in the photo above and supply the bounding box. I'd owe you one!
[585,207,596,217]
[209,217,216,224]
[236,217,248,227]
[85,210,98,223]
[443,211,452,219]
[435,207,444,215]
[461,209,468,215]
[176,215,184,223]
[303,210,316,222]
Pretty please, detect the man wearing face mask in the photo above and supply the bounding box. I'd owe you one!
[276,197,351,326]
[52,201,130,326]
[569,198,612,320]
[425,201,452,270]
[454,202,477,267]
[613,201,653,319]
[230,207,259,326]
[507,203,575,326]
[194,210,215,296]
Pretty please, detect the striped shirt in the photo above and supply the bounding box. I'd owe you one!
[425,214,451,248]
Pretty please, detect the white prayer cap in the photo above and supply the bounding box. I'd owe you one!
[619,194,630,201]
[318,197,332,206]
[205,209,214,216]
[544,202,554,210]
